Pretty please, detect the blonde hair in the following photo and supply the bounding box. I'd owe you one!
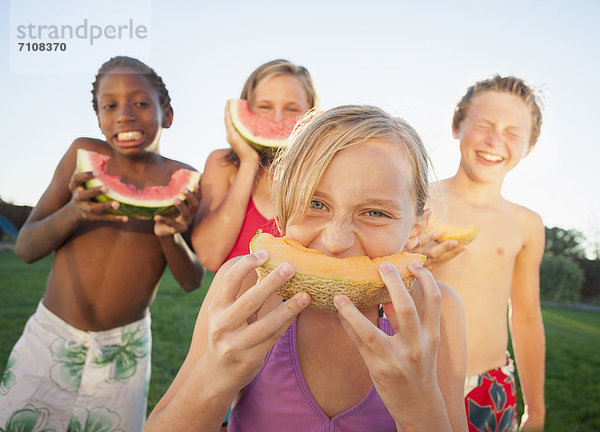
[272,105,431,234]
[452,75,543,146]
[240,59,317,109]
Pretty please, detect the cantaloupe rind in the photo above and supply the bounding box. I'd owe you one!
[256,263,418,311]
[250,231,426,311]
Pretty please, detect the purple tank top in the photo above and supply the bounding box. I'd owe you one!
[227,318,396,432]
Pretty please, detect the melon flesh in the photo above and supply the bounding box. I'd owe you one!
[76,149,200,220]
[427,223,479,245]
[229,99,297,152]
[249,231,426,311]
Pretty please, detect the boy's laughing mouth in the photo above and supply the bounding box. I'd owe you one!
[476,151,504,163]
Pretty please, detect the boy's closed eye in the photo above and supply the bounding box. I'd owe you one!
[504,128,520,139]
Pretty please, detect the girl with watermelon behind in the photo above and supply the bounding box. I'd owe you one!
[146,105,468,432]
[192,59,317,272]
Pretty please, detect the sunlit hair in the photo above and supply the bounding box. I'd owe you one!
[240,59,317,109]
[225,59,318,167]
[271,105,432,234]
[452,75,543,146]
[91,56,171,113]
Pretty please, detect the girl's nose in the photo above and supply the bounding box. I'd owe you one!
[321,220,355,258]
[272,109,285,123]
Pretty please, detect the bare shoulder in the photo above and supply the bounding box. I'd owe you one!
[70,137,113,156]
[159,156,199,174]
[507,201,544,242]
[436,280,465,316]
[199,149,238,199]
[42,137,111,192]
[203,148,237,177]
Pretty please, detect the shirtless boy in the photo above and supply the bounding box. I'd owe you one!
[423,76,545,431]
[0,56,204,432]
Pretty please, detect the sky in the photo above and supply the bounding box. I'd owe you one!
[1,0,599,254]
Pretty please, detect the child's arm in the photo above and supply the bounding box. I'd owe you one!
[191,105,261,271]
[153,184,205,292]
[15,139,127,263]
[509,212,546,431]
[144,253,309,431]
[334,263,465,432]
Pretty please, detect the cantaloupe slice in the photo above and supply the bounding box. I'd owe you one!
[427,223,479,245]
[249,231,426,312]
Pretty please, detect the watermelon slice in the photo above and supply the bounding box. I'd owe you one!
[76,148,200,220]
[228,99,298,152]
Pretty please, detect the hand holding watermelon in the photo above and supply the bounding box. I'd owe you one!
[68,170,129,222]
[224,101,260,164]
[153,183,202,237]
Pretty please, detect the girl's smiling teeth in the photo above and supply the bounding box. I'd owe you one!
[476,151,504,162]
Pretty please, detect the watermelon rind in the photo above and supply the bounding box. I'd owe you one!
[76,149,200,220]
[228,99,295,153]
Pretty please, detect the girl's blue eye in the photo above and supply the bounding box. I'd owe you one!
[310,200,325,210]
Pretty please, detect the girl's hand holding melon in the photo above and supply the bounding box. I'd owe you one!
[224,101,260,165]
[203,252,310,391]
[333,262,451,430]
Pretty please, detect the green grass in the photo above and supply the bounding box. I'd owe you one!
[533,307,600,431]
[1,250,599,431]
[0,249,213,414]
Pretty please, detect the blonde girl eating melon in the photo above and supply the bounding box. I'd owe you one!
[146,105,468,432]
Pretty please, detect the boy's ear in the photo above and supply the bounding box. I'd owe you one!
[162,106,174,129]
[452,123,460,140]
[523,141,536,159]
[409,208,431,241]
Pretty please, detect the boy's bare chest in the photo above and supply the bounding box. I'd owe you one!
[435,202,526,295]
[70,221,164,265]
[446,202,525,258]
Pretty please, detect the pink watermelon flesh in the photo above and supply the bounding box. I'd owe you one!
[76,149,200,220]
[229,99,297,152]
